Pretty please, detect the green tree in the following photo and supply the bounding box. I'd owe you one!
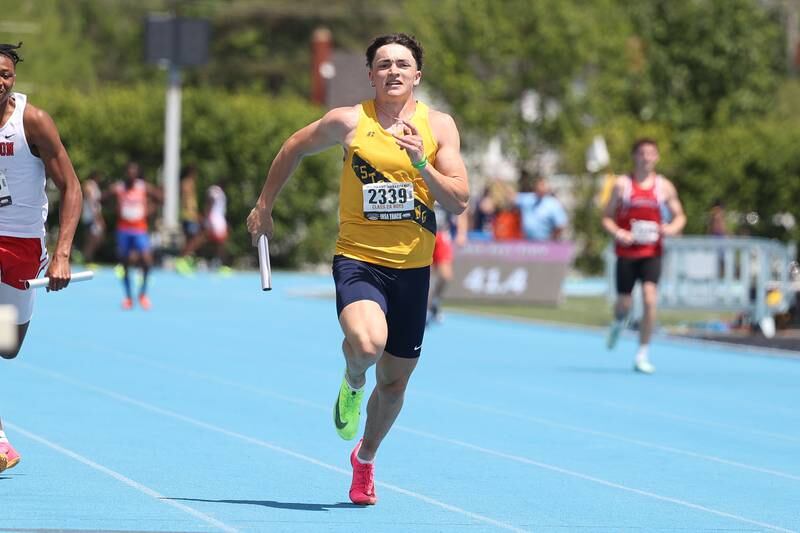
[33,86,341,266]
[2,0,396,94]
[205,0,395,93]
[677,119,800,242]
[401,0,631,159]
[0,1,98,92]
[618,0,784,128]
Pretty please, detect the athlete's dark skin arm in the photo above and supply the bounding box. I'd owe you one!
[146,182,163,204]
[24,104,82,291]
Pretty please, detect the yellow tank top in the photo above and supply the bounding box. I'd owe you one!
[180,180,199,222]
[335,100,438,268]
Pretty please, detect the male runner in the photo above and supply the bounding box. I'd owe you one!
[0,42,82,471]
[248,33,469,504]
[602,138,685,374]
[107,161,161,310]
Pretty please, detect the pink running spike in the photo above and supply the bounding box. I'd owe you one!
[349,439,377,505]
[0,442,21,470]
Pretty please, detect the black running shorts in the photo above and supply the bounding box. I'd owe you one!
[333,255,430,358]
[615,255,662,295]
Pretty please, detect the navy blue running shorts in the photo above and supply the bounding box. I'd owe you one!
[332,255,430,358]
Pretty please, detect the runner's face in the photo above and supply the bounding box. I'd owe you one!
[0,56,15,107]
[633,143,659,173]
[369,44,420,97]
[126,163,140,182]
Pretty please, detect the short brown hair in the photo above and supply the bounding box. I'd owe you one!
[366,33,423,70]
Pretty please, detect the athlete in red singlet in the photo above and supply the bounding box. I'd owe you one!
[601,138,686,374]
[0,42,82,471]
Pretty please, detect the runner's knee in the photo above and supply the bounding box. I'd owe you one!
[347,330,385,362]
[377,375,410,400]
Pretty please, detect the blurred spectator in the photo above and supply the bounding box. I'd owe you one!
[80,170,105,264]
[473,183,498,235]
[179,164,201,247]
[515,172,567,241]
[428,204,468,325]
[179,179,229,272]
[470,179,520,240]
[490,179,521,240]
[708,198,730,277]
[204,182,229,269]
[492,207,522,240]
[708,198,728,237]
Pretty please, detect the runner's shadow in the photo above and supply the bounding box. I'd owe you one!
[165,497,363,511]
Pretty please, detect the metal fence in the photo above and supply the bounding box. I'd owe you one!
[605,236,797,336]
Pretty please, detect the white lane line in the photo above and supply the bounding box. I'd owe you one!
[413,391,800,482]
[398,426,799,533]
[660,330,800,360]
[17,362,797,532]
[447,307,800,360]
[59,336,800,442]
[17,363,528,533]
[64,342,800,483]
[4,422,238,533]
[508,382,800,444]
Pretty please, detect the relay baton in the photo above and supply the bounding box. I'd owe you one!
[25,270,95,290]
[258,234,272,291]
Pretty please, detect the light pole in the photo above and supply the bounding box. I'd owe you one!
[145,14,209,248]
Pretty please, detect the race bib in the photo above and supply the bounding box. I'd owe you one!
[0,170,11,207]
[362,182,415,222]
[631,219,660,244]
[121,202,145,221]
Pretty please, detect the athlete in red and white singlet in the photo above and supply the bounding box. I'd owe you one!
[0,43,82,472]
[602,139,685,374]
[614,173,664,259]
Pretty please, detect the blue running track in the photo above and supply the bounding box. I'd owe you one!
[2,269,798,532]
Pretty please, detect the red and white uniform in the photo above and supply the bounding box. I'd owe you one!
[432,231,453,265]
[0,93,47,237]
[615,175,664,259]
[114,179,148,233]
[432,202,454,265]
[205,184,227,243]
[0,93,49,322]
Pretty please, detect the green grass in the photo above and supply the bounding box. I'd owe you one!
[447,296,732,328]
